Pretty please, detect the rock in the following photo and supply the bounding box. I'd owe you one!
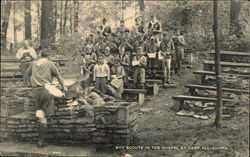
[193,114,209,120]
[194,102,203,108]
[176,110,194,117]
[229,93,239,100]
[140,108,153,113]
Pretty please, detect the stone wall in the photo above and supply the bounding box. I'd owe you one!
[0,94,138,147]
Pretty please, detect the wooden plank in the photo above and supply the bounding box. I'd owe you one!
[209,51,250,56]
[203,60,250,68]
[1,68,20,72]
[185,84,250,94]
[123,89,147,94]
[193,70,250,78]
[128,78,162,84]
[0,78,23,82]
[172,95,235,102]
[1,58,67,63]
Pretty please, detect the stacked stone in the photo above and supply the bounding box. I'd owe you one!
[1,95,138,146]
[4,115,38,142]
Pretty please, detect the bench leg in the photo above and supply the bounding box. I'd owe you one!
[138,93,145,105]
[189,88,195,96]
[172,100,184,112]
[153,83,159,96]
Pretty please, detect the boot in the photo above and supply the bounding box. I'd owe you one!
[37,123,47,148]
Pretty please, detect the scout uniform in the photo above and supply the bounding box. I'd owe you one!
[159,34,175,83]
[146,37,159,78]
[93,56,110,94]
[172,31,186,75]
[133,51,147,89]
[16,42,37,87]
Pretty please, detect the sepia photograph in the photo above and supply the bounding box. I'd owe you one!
[0,0,249,156]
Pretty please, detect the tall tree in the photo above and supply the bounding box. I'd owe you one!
[139,0,145,22]
[63,0,68,35]
[60,1,63,35]
[229,0,242,37]
[1,1,12,52]
[213,0,223,127]
[24,0,32,39]
[53,1,57,41]
[40,0,55,48]
[73,0,79,32]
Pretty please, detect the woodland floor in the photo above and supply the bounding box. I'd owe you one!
[0,52,249,157]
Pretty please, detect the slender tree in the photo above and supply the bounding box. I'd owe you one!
[73,0,79,32]
[24,0,32,39]
[139,0,145,22]
[60,1,63,35]
[213,0,223,127]
[1,1,12,52]
[229,0,242,37]
[63,0,68,35]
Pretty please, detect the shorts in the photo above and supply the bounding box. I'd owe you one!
[32,87,55,117]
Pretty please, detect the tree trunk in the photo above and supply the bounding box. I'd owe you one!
[40,0,55,48]
[60,1,63,35]
[70,1,73,35]
[24,0,32,40]
[1,1,11,52]
[229,0,242,37]
[139,0,145,22]
[63,0,68,35]
[213,0,223,128]
[53,1,57,41]
[13,2,17,50]
[73,0,79,32]
[36,1,40,47]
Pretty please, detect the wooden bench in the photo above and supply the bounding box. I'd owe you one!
[0,78,23,82]
[1,68,20,72]
[209,51,250,57]
[123,89,147,105]
[193,70,250,83]
[172,95,236,111]
[203,60,250,71]
[185,84,250,95]
[128,78,162,96]
[1,58,67,63]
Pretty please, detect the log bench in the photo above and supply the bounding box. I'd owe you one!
[128,79,162,96]
[203,60,250,71]
[209,51,250,57]
[145,79,162,96]
[0,78,23,82]
[193,70,250,83]
[172,95,236,111]
[123,89,147,105]
[185,84,250,95]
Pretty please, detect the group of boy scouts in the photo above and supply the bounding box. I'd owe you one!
[14,15,186,148]
[80,15,186,94]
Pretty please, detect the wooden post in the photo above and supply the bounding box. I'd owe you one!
[153,83,159,96]
[213,0,223,127]
[138,93,145,105]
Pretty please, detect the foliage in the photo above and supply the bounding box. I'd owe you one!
[221,35,250,52]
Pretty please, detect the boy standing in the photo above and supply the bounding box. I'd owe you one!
[159,32,175,84]
[133,47,147,89]
[172,30,186,75]
[93,56,110,94]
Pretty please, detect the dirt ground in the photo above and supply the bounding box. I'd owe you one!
[1,52,249,157]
